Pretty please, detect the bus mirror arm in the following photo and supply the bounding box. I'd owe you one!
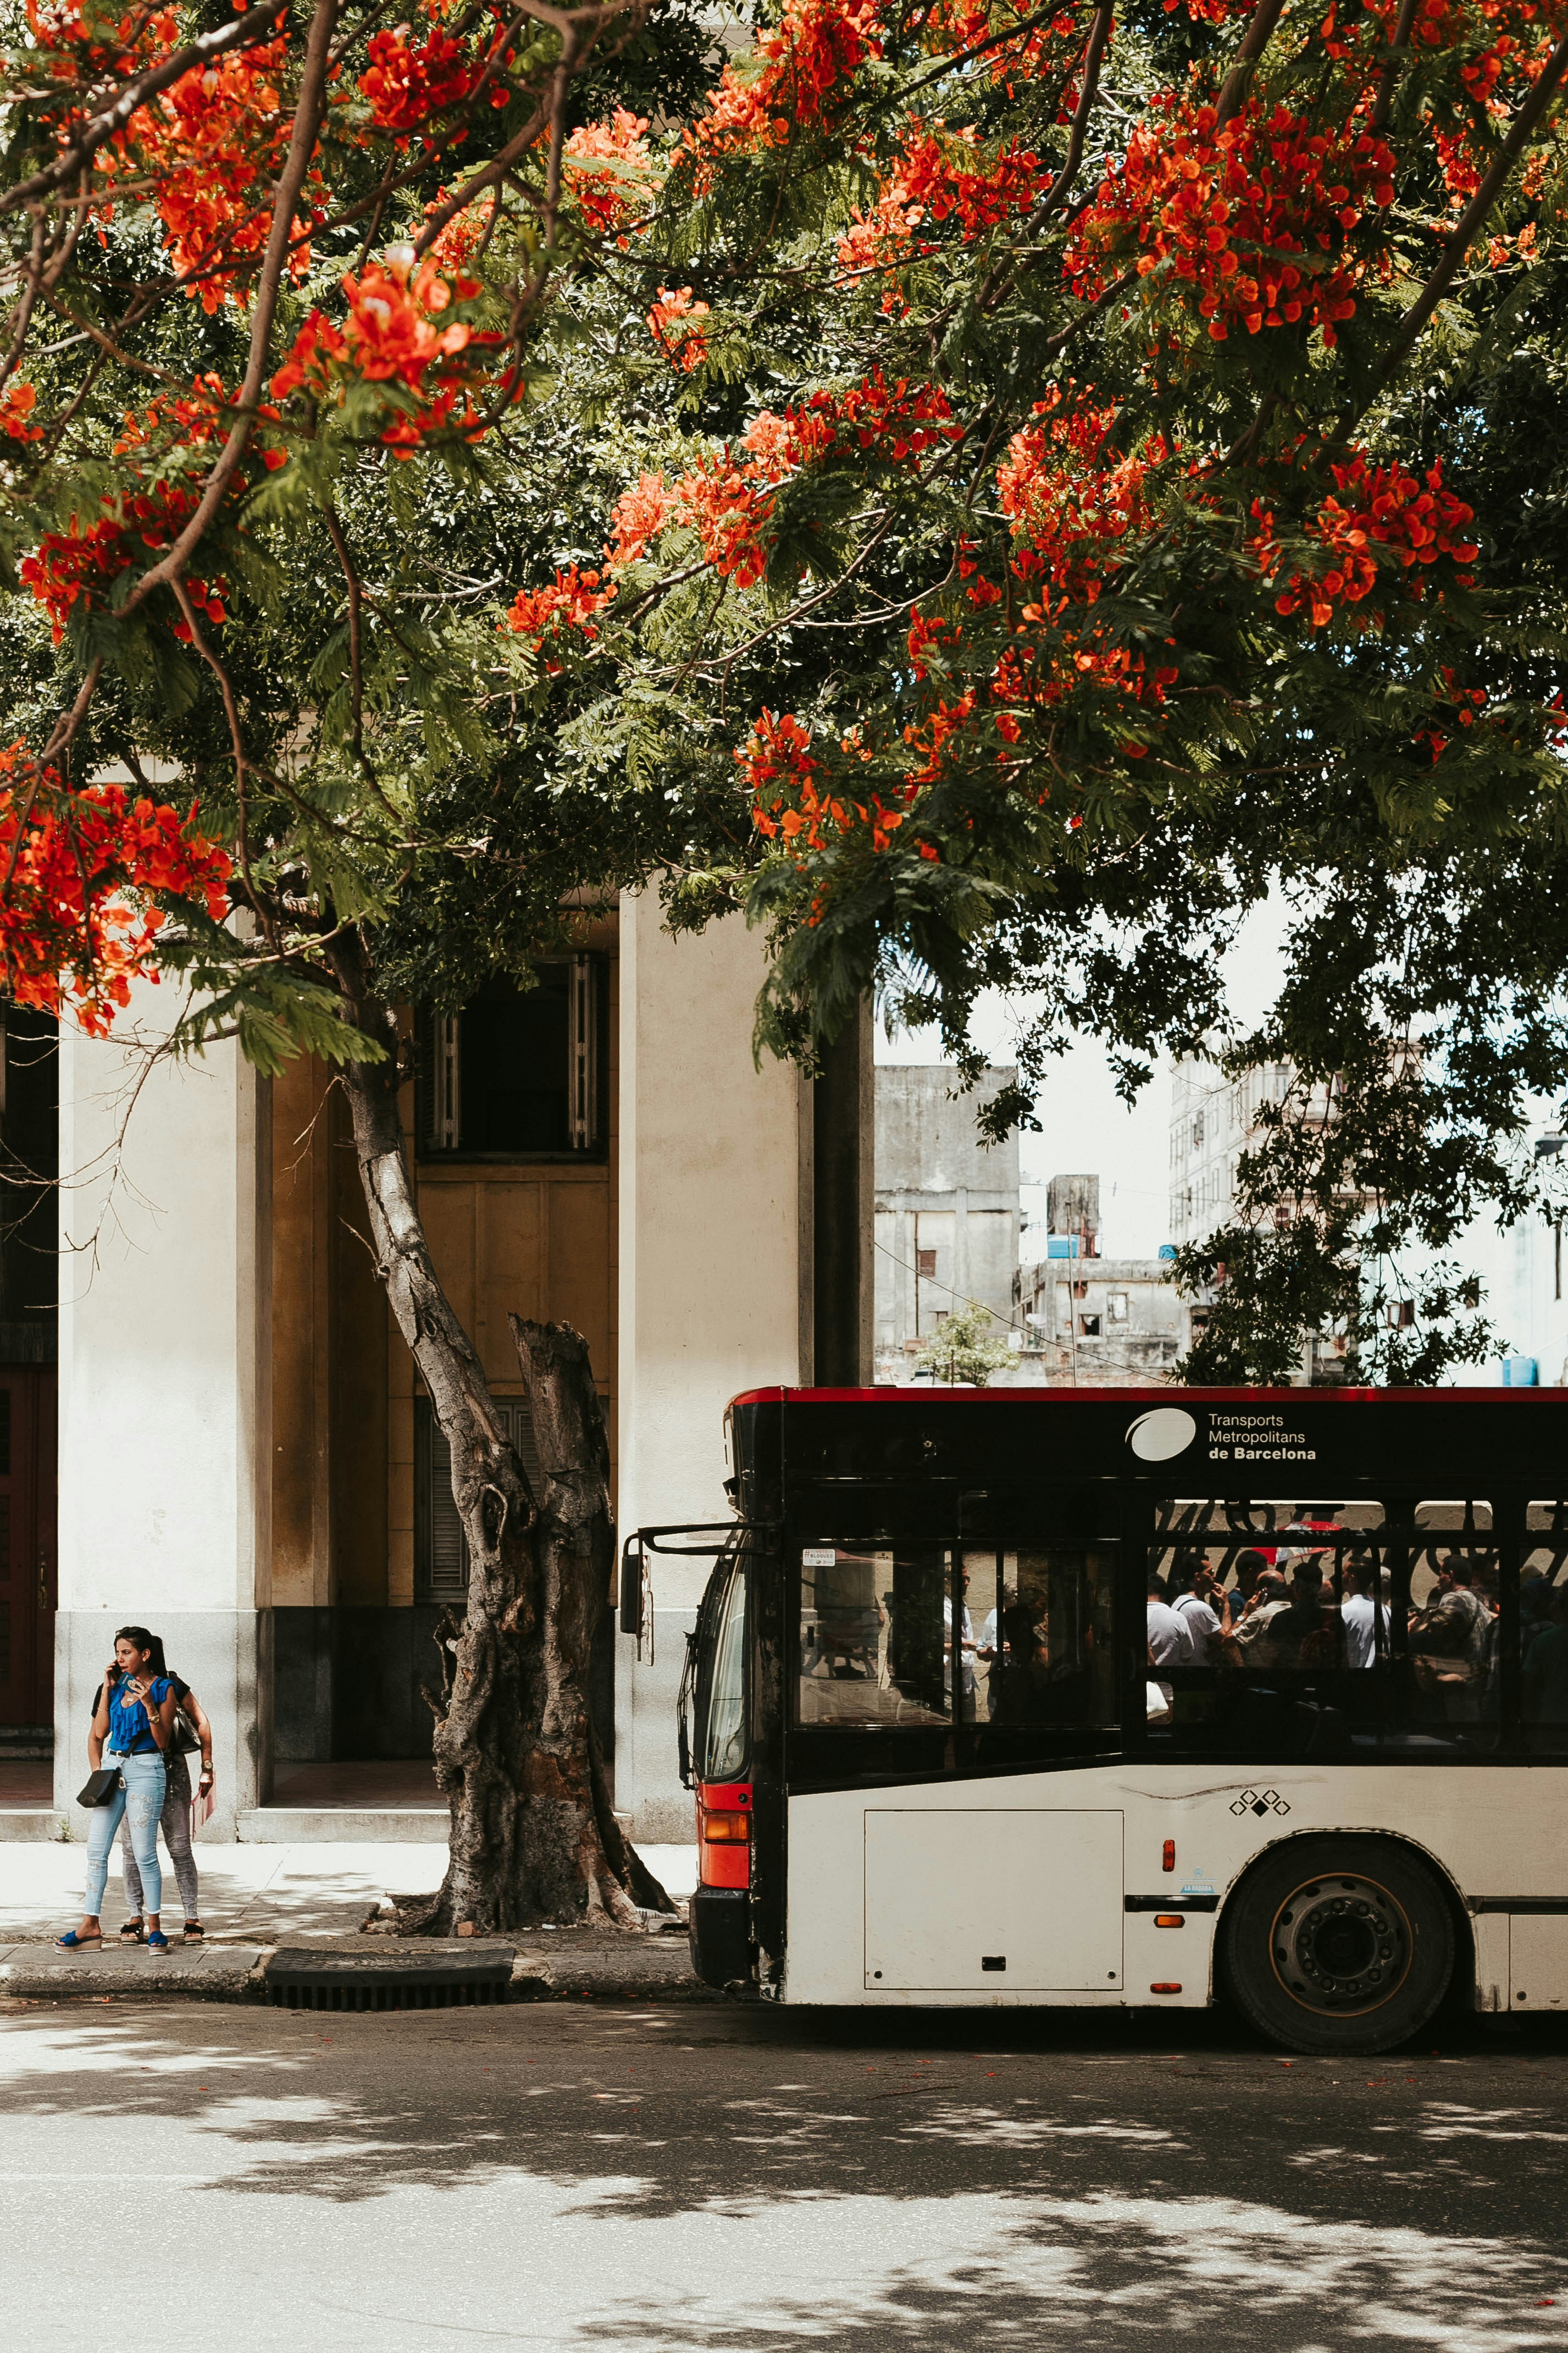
[619,1534,645,1638]
[620,1519,779,1640]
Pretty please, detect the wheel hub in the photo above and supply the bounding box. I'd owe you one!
[1270,1874,1410,2015]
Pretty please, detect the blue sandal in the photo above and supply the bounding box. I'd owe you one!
[146,1930,169,1952]
[54,1929,102,1949]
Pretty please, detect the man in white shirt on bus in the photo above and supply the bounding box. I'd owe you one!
[1340,1554,1388,1669]
[1148,1573,1191,1670]
[1171,1557,1226,1667]
[944,1569,977,1704]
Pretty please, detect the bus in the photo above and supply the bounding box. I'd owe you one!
[659,1384,1568,2056]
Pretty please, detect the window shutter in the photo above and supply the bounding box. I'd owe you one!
[415,1008,462,1154]
[415,1396,544,1601]
[568,953,597,1152]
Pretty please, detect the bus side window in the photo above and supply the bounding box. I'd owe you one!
[968,1543,1117,1730]
[1523,1501,1568,1754]
[797,1545,950,1728]
[1143,1496,1506,1758]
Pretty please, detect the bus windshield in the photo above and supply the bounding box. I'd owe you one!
[701,1557,748,1780]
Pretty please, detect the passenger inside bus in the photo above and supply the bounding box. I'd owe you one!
[1140,1496,1515,1756]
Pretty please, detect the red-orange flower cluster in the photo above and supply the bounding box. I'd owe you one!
[838,124,1046,308]
[359,24,482,143]
[272,248,503,452]
[1068,97,1396,345]
[0,382,41,441]
[997,386,1160,602]
[742,710,913,859]
[600,375,959,588]
[501,564,613,672]
[685,0,883,172]
[21,378,280,642]
[647,286,711,372]
[0,752,232,1034]
[114,35,320,313]
[1251,454,1479,628]
[563,109,655,242]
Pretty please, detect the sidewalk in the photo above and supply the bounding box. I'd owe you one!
[0,1838,699,1943]
[0,1839,704,2001]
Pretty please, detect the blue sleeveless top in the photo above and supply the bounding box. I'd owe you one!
[108,1676,171,1755]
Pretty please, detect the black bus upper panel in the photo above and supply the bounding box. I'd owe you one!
[727,1386,1568,1516]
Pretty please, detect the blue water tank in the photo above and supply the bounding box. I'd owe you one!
[1157,1244,1177,1262]
[1045,1236,1080,1260]
[1503,1355,1539,1387]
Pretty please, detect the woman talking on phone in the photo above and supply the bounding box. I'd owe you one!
[118,1633,214,1945]
[54,1626,176,1952]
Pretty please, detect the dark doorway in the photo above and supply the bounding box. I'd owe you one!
[0,1365,57,1733]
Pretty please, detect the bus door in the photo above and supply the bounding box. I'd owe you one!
[857,1485,1124,1996]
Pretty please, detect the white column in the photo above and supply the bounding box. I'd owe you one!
[616,893,804,1838]
[54,987,270,1841]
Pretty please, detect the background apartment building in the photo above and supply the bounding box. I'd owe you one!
[1013,1174,1181,1384]
[873,1064,1020,1377]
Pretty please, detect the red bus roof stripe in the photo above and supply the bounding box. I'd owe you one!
[725,1385,1568,1406]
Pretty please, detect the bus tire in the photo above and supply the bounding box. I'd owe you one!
[1219,1835,1455,2056]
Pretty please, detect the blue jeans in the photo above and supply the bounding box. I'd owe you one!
[85,1753,166,1916]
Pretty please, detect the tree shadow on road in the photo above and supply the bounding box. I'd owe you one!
[4,2001,1568,2350]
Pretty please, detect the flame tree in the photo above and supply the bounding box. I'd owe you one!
[0,0,722,1931]
[2,0,1568,1929]
[501,0,1568,1380]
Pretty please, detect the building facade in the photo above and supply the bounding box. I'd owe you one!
[1167,1057,1297,1249]
[11,896,872,1846]
[1015,1253,1181,1384]
[873,1064,1020,1378]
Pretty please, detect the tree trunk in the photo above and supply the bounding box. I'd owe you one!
[336,1024,670,1933]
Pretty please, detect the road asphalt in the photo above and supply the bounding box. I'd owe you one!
[5,1993,1568,2350]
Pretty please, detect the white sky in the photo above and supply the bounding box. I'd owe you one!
[875,902,1282,1263]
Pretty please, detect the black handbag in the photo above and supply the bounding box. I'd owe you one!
[77,1766,122,1807]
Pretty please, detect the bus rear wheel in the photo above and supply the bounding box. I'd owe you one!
[1220,1836,1455,2056]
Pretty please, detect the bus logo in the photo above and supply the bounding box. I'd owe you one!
[1126,1407,1198,1462]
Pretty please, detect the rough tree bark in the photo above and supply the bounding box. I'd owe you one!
[331,954,670,1932]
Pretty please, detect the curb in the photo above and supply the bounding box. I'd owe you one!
[0,1940,714,2006]
[0,1946,269,2001]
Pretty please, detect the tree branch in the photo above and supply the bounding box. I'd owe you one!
[322,502,365,759]
[1215,0,1286,128]
[1034,1,1113,223]
[120,0,340,617]
[1370,0,1422,131]
[170,580,278,951]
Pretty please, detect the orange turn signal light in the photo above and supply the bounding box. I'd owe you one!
[1154,1914,1184,1929]
[1150,1982,1183,1995]
[1161,1840,1175,1873]
[701,1810,751,1843]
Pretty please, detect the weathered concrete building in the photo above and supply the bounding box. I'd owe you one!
[873,1064,1020,1377]
[1015,1253,1182,1384]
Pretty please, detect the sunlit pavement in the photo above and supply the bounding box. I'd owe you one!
[0,1841,699,1942]
[5,1998,1568,2350]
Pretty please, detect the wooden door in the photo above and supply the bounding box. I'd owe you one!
[0,1367,56,1729]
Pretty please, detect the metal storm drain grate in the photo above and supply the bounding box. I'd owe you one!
[264,1946,516,2011]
